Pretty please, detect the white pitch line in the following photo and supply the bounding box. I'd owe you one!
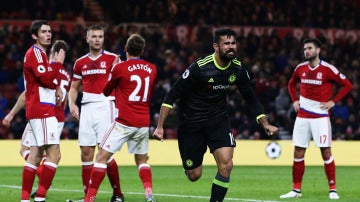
[0,184,280,202]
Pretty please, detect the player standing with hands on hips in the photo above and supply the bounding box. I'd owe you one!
[153,28,278,202]
[68,24,123,202]
[280,38,352,200]
[21,20,65,202]
[84,33,157,202]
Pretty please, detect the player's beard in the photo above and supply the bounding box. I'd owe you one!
[219,49,236,62]
[305,53,317,62]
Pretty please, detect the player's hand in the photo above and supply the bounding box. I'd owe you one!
[264,124,278,136]
[55,87,63,106]
[320,100,335,111]
[152,127,164,142]
[54,49,66,64]
[69,104,80,121]
[2,113,14,127]
[292,100,300,112]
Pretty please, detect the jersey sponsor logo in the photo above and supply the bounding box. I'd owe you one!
[128,64,152,73]
[208,78,214,82]
[228,74,236,83]
[37,65,46,73]
[301,79,322,85]
[182,69,190,79]
[82,69,107,75]
[212,84,230,90]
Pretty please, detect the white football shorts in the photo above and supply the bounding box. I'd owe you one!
[23,121,65,147]
[292,117,332,148]
[99,122,149,155]
[29,116,60,146]
[78,100,116,146]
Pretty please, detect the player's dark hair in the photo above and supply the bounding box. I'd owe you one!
[30,20,49,36]
[126,33,145,56]
[213,28,236,44]
[303,38,322,48]
[52,40,69,53]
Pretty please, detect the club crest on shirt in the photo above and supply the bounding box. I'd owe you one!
[316,72,322,80]
[100,61,106,68]
[228,74,236,84]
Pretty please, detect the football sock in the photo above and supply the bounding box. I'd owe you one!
[139,164,153,196]
[85,163,107,201]
[82,161,94,194]
[106,157,123,196]
[324,156,336,190]
[293,158,305,190]
[210,172,229,202]
[21,163,37,200]
[36,156,46,177]
[35,162,57,199]
[22,150,30,161]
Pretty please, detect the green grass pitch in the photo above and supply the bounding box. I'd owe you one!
[0,166,359,201]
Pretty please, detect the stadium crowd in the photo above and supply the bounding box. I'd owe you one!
[1,0,360,141]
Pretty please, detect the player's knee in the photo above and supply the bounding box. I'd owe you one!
[218,161,233,177]
[186,169,202,181]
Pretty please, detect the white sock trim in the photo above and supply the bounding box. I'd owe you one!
[44,161,58,168]
[25,162,37,170]
[107,156,114,164]
[138,163,150,170]
[94,163,107,169]
[22,150,30,159]
[82,161,94,166]
[294,158,304,162]
[324,156,334,164]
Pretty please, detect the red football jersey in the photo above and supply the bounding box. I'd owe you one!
[103,58,157,127]
[72,50,117,103]
[55,65,72,122]
[23,45,61,119]
[288,60,352,118]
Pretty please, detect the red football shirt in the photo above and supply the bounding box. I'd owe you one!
[103,58,157,127]
[72,50,117,103]
[55,65,71,122]
[288,60,352,118]
[23,45,61,119]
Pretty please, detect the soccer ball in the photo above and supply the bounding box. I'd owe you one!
[265,141,281,159]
